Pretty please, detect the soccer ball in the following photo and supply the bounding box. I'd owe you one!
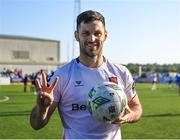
[87,82,127,123]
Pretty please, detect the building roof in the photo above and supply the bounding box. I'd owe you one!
[0,34,60,43]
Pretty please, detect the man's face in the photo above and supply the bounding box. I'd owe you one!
[75,20,107,57]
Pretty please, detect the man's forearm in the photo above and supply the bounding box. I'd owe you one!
[127,95,143,123]
[129,104,143,123]
[30,106,48,130]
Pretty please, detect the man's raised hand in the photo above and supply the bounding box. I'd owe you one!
[36,71,59,108]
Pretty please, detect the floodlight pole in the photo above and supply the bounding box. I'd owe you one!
[72,0,81,59]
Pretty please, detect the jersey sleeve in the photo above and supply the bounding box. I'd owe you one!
[123,67,137,101]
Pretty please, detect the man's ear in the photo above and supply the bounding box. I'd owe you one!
[75,31,79,41]
[104,30,108,41]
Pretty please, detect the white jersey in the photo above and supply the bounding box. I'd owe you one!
[49,58,136,139]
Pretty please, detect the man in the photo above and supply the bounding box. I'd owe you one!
[23,74,28,92]
[30,10,143,139]
[151,73,158,90]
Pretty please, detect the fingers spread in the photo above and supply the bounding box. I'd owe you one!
[37,71,59,94]
[35,79,41,90]
[49,77,59,91]
[42,71,47,87]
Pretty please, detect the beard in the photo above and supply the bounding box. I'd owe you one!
[79,41,103,57]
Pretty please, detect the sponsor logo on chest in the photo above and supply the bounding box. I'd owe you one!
[74,80,84,87]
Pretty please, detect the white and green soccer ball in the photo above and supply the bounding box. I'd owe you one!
[87,82,127,123]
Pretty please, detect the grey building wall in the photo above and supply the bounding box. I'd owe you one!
[0,35,61,74]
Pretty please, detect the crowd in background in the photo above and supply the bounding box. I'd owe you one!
[0,67,178,84]
[0,67,53,86]
[0,67,179,93]
[134,72,177,84]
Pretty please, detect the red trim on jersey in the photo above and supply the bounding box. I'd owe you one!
[109,77,118,84]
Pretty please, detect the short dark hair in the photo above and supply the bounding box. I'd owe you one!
[76,10,106,31]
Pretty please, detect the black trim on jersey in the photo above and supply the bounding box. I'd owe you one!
[76,58,80,63]
[76,56,106,64]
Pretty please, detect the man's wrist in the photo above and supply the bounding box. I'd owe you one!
[36,105,48,120]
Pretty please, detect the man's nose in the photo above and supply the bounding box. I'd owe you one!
[89,34,96,42]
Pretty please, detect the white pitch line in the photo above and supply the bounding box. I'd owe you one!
[0,96,10,102]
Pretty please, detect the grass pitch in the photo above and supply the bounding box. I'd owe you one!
[0,83,180,139]
[122,83,180,139]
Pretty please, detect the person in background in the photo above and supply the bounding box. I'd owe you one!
[23,74,28,92]
[151,73,158,91]
[30,73,38,95]
[175,73,180,95]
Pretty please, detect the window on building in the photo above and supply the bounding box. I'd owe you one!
[12,51,30,59]
[46,57,54,61]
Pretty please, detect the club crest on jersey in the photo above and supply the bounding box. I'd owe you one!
[109,77,118,84]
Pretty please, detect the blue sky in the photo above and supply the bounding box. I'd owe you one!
[0,0,179,64]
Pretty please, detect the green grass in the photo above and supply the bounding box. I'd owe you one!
[0,83,180,139]
[0,85,62,139]
[122,83,180,139]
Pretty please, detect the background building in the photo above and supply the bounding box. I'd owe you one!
[0,35,61,75]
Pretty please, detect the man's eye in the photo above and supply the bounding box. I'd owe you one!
[82,32,89,36]
[95,32,102,36]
